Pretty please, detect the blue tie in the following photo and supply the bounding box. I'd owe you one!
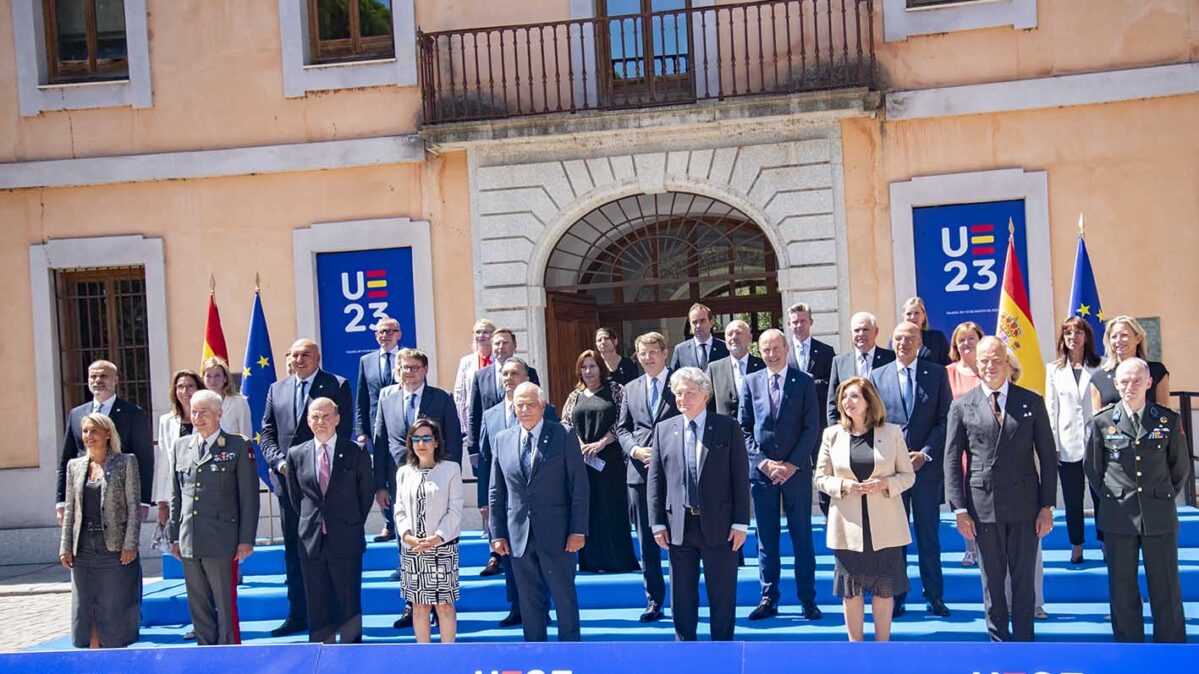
[382,352,393,386]
[295,380,308,422]
[647,377,660,419]
[901,367,914,417]
[684,420,700,507]
[405,393,416,428]
[520,431,534,479]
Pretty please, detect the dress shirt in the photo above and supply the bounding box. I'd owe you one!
[760,364,788,471]
[520,419,545,455]
[402,384,426,422]
[730,354,750,393]
[644,369,669,418]
[90,395,115,416]
[1122,401,1146,430]
[794,336,811,371]
[652,410,748,535]
[855,347,878,377]
[200,430,221,455]
[895,359,932,462]
[379,347,399,382]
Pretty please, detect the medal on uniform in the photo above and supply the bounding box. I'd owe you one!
[1107,426,1116,435]
[1160,416,1168,424]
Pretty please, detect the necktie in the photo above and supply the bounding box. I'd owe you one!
[648,377,660,419]
[684,420,700,507]
[698,342,709,369]
[405,393,417,429]
[382,352,393,386]
[799,342,808,371]
[318,443,331,495]
[1132,411,1142,437]
[92,401,101,414]
[295,380,308,422]
[990,391,1003,425]
[734,359,746,393]
[858,352,870,377]
[520,431,534,479]
[496,365,504,399]
[505,403,514,428]
[769,373,781,420]
[901,367,914,417]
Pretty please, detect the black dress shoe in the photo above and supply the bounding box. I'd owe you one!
[479,554,502,577]
[892,603,906,619]
[393,607,414,629]
[639,601,664,622]
[1071,552,1084,565]
[498,611,522,627]
[388,568,403,581]
[270,620,307,637]
[801,600,823,620]
[927,598,951,617]
[748,599,778,621]
[374,529,395,543]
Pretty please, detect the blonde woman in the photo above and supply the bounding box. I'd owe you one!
[1090,315,1171,410]
[201,357,253,438]
[892,297,951,366]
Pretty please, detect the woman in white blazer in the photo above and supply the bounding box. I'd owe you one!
[816,376,915,642]
[201,357,253,438]
[394,418,464,643]
[1045,317,1102,564]
[154,370,203,525]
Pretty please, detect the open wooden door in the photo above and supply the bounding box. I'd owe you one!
[545,291,600,411]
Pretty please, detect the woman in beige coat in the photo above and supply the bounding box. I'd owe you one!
[815,376,915,642]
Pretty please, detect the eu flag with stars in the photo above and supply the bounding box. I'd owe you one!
[1068,233,1105,354]
[240,291,277,490]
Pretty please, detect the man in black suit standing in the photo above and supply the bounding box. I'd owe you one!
[870,322,952,618]
[355,318,402,543]
[706,319,764,416]
[945,336,1056,642]
[615,332,679,622]
[669,303,729,371]
[648,367,750,641]
[468,328,539,457]
[827,312,895,425]
[785,302,836,516]
[286,397,373,643]
[57,359,154,524]
[260,338,354,637]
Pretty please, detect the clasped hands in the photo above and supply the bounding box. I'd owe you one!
[846,478,886,497]
[762,460,798,485]
[403,533,445,553]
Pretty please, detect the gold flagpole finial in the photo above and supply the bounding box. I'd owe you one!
[209,274,216,295]
[1008,218,1015,240]
[254,272,261,293]
[1077,212,1085,236]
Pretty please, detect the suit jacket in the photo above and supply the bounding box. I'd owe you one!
[944,384,1057,524]
[60,453,141,556]
[814,423,915,552]
[738,366,820,481]
[1045,362,1098,463]
[355,349,396,440]
[475,398,558,506]
[869,359,951,467]
[260,370,354,472]
[615,371,680,485]
[286,436,374,559]
[669,337,730,371]
[706,354,765,417]
[395,460,464,547]
[467,362,540,453]
[488,421,589,558]
[647,413,750,547]
[788,337,836,423]
[373,384,462,489]
[1085,403,1188,536]
[169,431,259,559]
[57,398,153,505]
[827,347,896,425]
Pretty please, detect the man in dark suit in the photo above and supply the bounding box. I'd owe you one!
[648,367,750,641]
[374,347,462,624]
[1085,358,1188,643]
[739,328,822,620]
[669,303,729,371]
[355,317,402,542]
[870,322,952,618]
[785,302,837,516]
[490,382,589,642]
[615,331,678,622]
[468,328,539,457]
[827,312,895,425]
[706,319,764,416]
[259,338,354,637]
[57,359,154,523]
[287,397,374,643]
[945,336,1056,642]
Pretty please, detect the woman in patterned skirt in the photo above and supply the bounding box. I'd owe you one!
[394,419,464,643]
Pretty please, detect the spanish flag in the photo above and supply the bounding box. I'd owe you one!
[201,288,230,364]
[995,219,1045,395]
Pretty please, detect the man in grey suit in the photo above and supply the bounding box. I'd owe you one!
[169,390,259,646]
[669,303,730,370]
[870,322,952,618]
[355,318,401,542]
[648,367,750,641]
[826,312,895,425]
[945,336,1056,642]
[489,382,589,642]
[706,319,764,417]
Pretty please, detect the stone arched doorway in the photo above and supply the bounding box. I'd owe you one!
[543,191,782,407]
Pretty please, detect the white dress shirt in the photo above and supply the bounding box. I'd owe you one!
[730,353,750,393]
[652,410,748,534]
[794,336,812,371]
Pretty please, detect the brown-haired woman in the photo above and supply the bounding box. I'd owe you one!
[594,327,640,386]
[154,370,203,525]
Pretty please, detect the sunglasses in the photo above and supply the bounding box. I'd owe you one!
[411,435,435,444]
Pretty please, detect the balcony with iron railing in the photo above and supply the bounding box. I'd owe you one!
[417,0,876,128]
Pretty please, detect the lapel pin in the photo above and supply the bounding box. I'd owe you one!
[1160,416,1168,424]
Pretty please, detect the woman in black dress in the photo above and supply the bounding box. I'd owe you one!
[561,349,639,573]
[595,327,640,386]
[1090,315,1172,409]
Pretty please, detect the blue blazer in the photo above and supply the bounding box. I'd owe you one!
[870,359,951,464]
[260,370,354,471]
[648,413,750,547]
[738,366,820,480]
[354,350,394,440]
[488,421,589,558]
[475,399,558,506]
[373,385,462,489]
[826,347,896,425]
[467,363,539,453]
[615,371,680,485]
[669,338,730,371]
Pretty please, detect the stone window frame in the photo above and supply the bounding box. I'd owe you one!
[883,0,1037,43]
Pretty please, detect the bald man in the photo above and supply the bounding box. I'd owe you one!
[705,320,764,417]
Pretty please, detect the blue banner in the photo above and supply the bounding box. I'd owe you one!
[912,199,1031,339]
[315,247,417,400]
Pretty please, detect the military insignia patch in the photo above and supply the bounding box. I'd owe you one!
[217,436,226,448]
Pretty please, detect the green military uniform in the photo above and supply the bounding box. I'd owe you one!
[169,430,259,645]
[1085,402,1189,643]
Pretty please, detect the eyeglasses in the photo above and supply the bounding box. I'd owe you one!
[376,329,399,335]
[399,365,425,372]
[410,435,435,444]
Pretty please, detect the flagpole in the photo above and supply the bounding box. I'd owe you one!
[1077,212,1085,236]
[254,272,261,293]
[209,273,216,296]
[1008,217,1015,240]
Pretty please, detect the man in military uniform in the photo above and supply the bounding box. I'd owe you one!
[170,390,260,645]
[1086,357,1189,643]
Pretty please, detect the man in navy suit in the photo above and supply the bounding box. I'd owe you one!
[785,302,837,516]
[739,329,822,620]
[56,359,154,522]
[706,319,764,417]
[286,398,374,643]
[648,367,750,641]
[260,338,354,637]
[474,357,557,627]
[374,347,462,625]
[615,332,678,622]
[468,328,539,457]
[870,322,952,618]
[355,318,402,543]
[827,312,895,425]
[490,382,589,643]
[669,303,729,371]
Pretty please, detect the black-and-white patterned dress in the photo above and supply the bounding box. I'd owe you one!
[400,468,460,605]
